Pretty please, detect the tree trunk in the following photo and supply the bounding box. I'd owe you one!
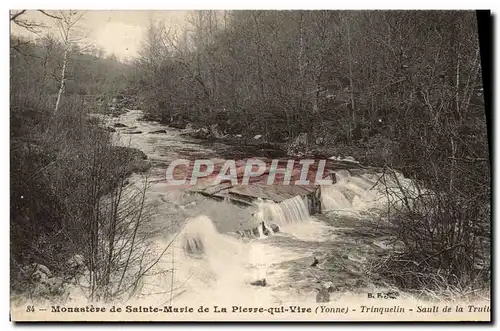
[54,44,69,114]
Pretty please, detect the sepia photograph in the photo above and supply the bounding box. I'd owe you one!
[8,6,492,322]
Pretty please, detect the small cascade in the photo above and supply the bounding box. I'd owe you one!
[320,168,426,217]
[257,221,275,238]
[320,169,386,216]
[253,195,311,226]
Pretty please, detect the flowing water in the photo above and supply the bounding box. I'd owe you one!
[93,110,420,307]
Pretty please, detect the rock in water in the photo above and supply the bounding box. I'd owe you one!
[123,130,143,134]
[252,227,260,237]
[310,257,319,267]
[106,126,116,132]
[113,123,128,128]
[250,278,267,287]
[150,129,167,134]
[270,223,280,233]
[261,222,269,236]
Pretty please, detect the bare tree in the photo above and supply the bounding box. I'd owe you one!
[53,10,86,115]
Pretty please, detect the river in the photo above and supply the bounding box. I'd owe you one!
[97,109,417,309]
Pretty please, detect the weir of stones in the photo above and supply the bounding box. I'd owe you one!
[185,158,386,238]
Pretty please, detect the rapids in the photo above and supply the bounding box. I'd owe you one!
[92,109,420,307]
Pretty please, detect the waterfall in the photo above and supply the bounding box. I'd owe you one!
[320,169,427,217]
[253,195,311,226]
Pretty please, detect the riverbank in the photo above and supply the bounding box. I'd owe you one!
[165,120,393,168]
[10,111,155,305]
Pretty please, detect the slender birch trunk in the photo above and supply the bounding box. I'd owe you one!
[54,43,69,114]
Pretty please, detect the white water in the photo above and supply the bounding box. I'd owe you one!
[253,195,311,226]
[86,110,421,307]
[320,169,427,218]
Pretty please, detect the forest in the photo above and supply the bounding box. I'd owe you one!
[131,10,490,294]
[10,10,490,303]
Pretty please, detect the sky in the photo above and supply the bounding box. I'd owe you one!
[10,10,189,60]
